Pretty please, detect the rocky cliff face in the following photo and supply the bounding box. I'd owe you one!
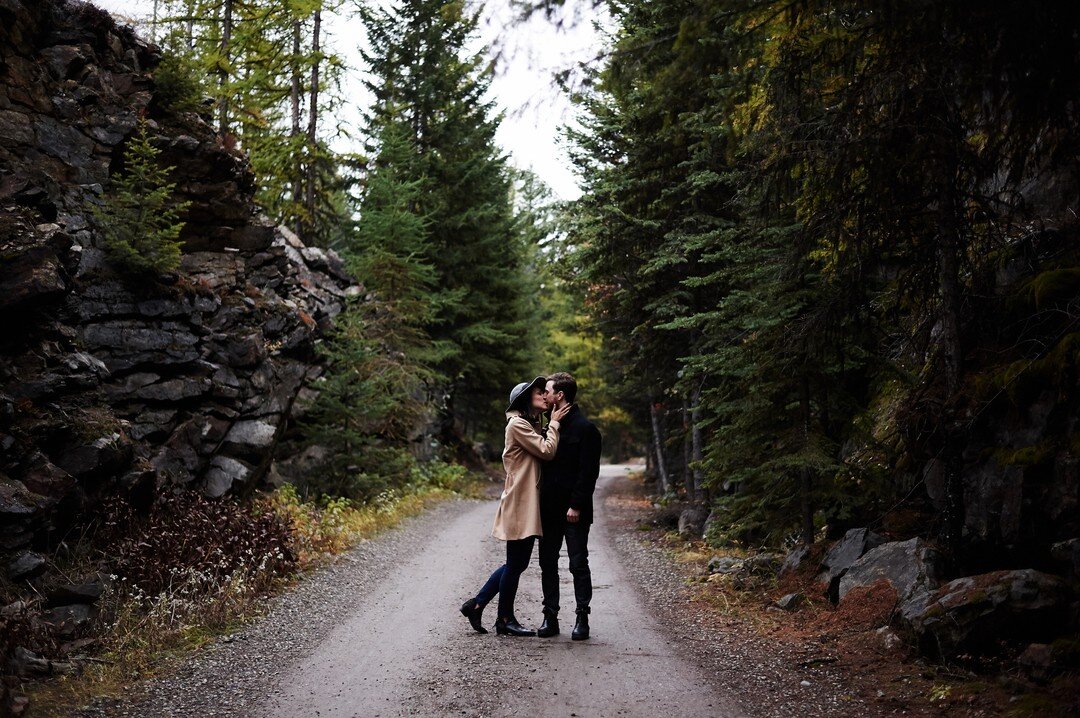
[0,0,357,576]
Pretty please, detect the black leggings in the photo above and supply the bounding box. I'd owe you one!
[473,537,535,619]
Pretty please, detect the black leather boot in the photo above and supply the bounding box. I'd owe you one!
[571,607,590,641]
[460,599,488,634]
[494,616,536,637]
[537,608,559,638]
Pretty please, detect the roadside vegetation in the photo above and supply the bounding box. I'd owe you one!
[9,463,483,716]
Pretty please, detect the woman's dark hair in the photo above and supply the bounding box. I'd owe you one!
[509,380,543,420]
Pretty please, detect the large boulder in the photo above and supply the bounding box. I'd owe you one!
[201,455,252,498]
[779,545,810,576]
[1051,538,1080,578]
[838,538,941,619]
[677,505,709,539]
[817,528,884,601]
[907,569,1071,657]
[7,551,46,581]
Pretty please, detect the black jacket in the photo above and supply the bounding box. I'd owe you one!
[540,405,602,524]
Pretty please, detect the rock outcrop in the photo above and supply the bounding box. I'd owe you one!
[837,538,942,619]
[0,0,357,574]
[906,569,1072,657]
[816,527,884,602]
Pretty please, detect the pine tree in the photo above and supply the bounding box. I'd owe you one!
[299,111,440,499]
[359,0,535,437]
[154,0,348,246]
[92,116,191,275]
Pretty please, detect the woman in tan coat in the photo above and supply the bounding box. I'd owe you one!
[460,376,572,636]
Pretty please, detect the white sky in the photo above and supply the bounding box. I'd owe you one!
[89,0,603,200]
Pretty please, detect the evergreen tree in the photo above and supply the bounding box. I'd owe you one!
[564,0,1080,550]
[92,116,191,275]
[359,0,535,437]
[154,0,348,246]
[299,118,439,500]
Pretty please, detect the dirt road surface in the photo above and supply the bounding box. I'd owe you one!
[264,464,742,717]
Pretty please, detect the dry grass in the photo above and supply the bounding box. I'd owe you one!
[19,472,484,716]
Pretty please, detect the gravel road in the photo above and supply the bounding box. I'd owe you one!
[266,464,741,717]
[80,467,747,717]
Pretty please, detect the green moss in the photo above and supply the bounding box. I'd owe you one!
[973,332,1080,404]
[993,441,1057,468]
[1024,267,1080,310]
[927,683,952,702]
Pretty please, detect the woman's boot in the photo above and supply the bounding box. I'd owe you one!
[494,616,536,637]
[460,599,488,634]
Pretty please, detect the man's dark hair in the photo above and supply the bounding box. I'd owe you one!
[548,371,577,403]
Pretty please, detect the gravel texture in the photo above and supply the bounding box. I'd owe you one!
[602,479,872,717]
[75,499,480,718]
[73,468,892,717]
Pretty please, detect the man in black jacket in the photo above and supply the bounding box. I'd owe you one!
[537,372,602,640]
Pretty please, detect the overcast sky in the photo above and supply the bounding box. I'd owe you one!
[90,0,602,200]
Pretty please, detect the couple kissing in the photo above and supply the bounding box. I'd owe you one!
[460,372,602,639]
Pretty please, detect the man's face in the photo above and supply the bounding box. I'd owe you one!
[544,380,564,408]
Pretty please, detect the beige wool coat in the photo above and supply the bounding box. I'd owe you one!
[490,411,561,541]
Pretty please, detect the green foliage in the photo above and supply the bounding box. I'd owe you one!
[151,49,206,113]
[359,0,537,439]
[92,117,190,275]
[296,108,445,502]
[565,0,1080,547]
[154,0,349,246]
[409,460,471,492]
[298,298,432,502]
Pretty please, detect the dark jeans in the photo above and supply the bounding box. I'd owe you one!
[474,536,535,619]
[538,517,591,614]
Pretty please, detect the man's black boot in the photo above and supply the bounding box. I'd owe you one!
[537,608,559,638]
[571,607,590,641]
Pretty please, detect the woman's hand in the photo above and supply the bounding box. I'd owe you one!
[551,402,572,423]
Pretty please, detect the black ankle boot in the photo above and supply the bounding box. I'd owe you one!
[494,616,536,637]
[571,608,590,641]
[460,599,488,634]
[537,609,559,638]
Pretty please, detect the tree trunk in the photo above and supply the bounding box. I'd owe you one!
[218,0,233,136]
[305,7,322,239]
[291,18,303,236]
[649,400,671,494]
[682,397,695,499]
[938,161,965,566]
[691,384,705,502]
[799,376,814,546]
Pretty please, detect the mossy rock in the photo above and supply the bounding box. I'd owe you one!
[1024,267,1080,310]
[972,332,1080,404]
[993,441,1058,468]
